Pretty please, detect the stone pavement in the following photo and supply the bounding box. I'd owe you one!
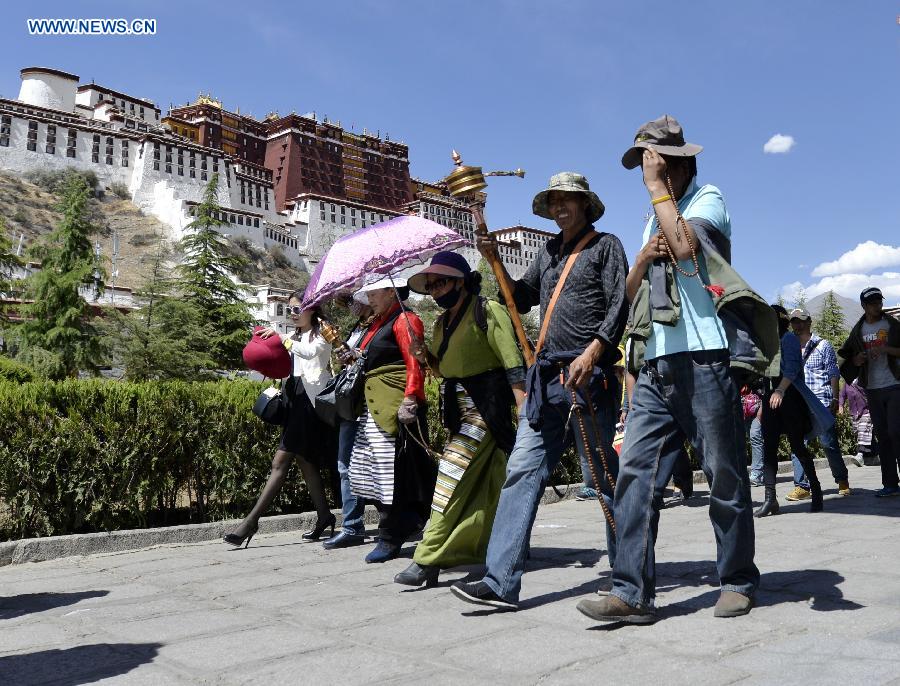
[1,465,898,685]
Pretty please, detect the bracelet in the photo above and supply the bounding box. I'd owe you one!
[651,194,672,206]
[772,388,784,395]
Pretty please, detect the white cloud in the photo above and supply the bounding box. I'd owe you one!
[811,240,900,277]
[763,134,796,154]
[778,272,900,304]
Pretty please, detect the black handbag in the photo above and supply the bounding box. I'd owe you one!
[315,355,367,426]
[252,382,287,426]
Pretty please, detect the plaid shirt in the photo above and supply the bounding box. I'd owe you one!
[801,334,839,407]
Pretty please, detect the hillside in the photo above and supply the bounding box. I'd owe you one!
[806,291,861,329]
[0,170,307,291]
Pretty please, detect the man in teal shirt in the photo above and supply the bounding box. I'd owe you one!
[578,115,759,624]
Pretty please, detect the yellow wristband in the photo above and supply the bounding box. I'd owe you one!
[651,194,672,206]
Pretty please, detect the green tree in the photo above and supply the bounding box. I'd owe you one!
[793,287,808,311]
[104,241,216,379]
[775,294,785,308]
[0,218,23,324]
[476,257,500,301]
[176,175,253,369]
[18,173,104,378]
[813,290,848,350]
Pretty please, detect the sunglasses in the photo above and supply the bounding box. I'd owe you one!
[424,277,453,293]
[287,305,303,316]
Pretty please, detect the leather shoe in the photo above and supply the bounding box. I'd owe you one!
[322,531,365,550]
[365,540,400,563]
[394,562,439,587]
[576,594,656,624]
[714,590,753,617]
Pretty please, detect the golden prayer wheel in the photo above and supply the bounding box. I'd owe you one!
[445,150,524,198]
[444,150,533,365]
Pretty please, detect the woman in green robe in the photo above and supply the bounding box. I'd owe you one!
[396,251,525,587]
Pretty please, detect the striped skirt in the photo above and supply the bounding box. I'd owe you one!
[349,409,397,505]
[414,387,507,568]
[854,412,874,449]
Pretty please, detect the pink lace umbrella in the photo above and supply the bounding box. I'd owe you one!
[301,216,469,309]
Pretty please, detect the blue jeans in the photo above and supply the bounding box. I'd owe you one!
[611,351,759,610]
[791,423,848,488]
[748,416,764,480]
[337,419,365,535]
[482,378,618,603]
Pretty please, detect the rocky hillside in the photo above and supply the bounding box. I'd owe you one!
[0,170,307,291]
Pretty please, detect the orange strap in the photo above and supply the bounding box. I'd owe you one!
[534,230,597,355]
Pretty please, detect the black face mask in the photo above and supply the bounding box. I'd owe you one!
[434,286,462,310]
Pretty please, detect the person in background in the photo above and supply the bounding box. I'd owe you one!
[785,308,851,499]
[838,380,875,467]
[838,287,900,497]
[225,297,336,548]
[755,305,834,517]
[323,294,375,550]
[741,384,764,486]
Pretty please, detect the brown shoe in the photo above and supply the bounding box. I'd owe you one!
[838,480,851,496]
[576,594,657,624]
[714,590,753,617]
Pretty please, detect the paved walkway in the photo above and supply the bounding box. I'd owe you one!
[1,465,898,685]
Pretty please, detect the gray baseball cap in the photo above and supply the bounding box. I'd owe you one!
[622,114,703,169]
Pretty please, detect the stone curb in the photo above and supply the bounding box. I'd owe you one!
[0,456,857,566]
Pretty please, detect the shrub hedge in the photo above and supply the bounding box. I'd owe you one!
[0,378,859,540]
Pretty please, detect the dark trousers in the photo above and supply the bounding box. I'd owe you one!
[761,385,819,491]
[868,385,900,488]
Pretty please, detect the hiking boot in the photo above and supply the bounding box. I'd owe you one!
[785,486,811,501]
[576,594,656,624]
[837,480,851,496]
[450,581,518,610]
[714,591,754,617]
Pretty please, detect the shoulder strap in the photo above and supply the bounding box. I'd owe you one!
[801,338,821,364]
[535,230,597,355]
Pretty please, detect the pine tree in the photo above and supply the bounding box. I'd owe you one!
[104,240,216,379]
[775,294,785,308]
[476,257,500,301]
[813,290,848,350]
[176,175,254,369]
[793,287,808,311]
[0,218,23,324]
[18,173,104,378]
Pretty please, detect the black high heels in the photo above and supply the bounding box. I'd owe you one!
[224,522,258,548]
[302,512,337,541]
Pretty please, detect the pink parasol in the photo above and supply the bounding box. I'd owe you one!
[301,215,469,308]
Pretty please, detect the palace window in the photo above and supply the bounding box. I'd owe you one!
[165,163,172,173]
[201,171,207,181]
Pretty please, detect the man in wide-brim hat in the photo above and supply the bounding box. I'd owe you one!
[449,171,629,610]
[577,114,763,625]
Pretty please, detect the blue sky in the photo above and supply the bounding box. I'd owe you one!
[2,1,898,304]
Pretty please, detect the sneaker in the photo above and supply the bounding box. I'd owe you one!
[848,454,864,468]
[575,486,598,501]
[874,486,900,498]
[576,594,657,624]
[785,486,811,501]
[450,580,518,610]
[837,480,851,496]
[749,475,764,487]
